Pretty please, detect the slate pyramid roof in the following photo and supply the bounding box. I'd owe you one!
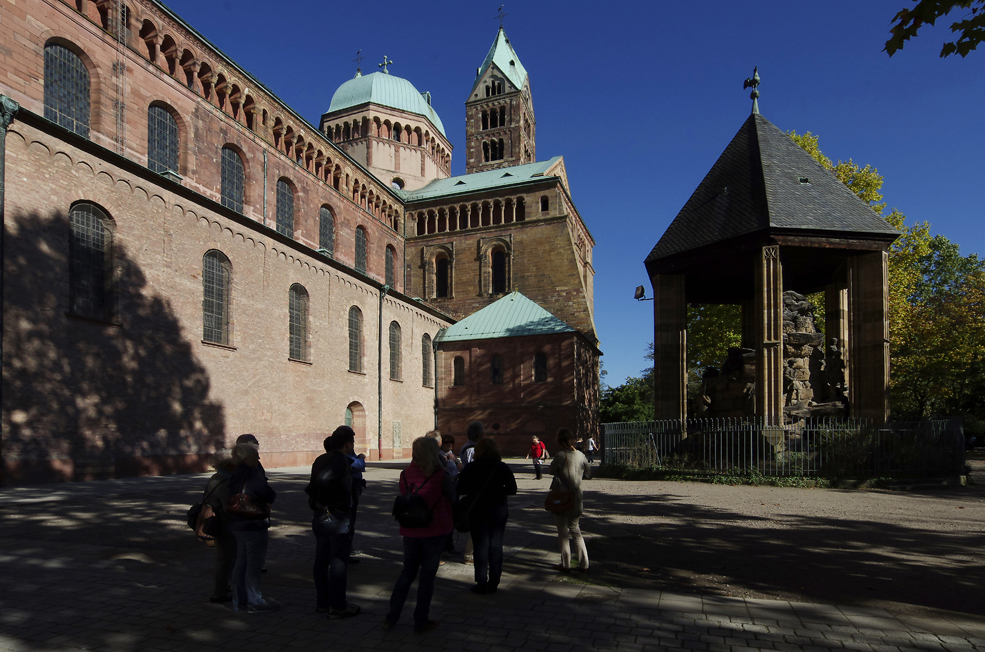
[469,27,529,98]
[646,114,898,265]
[437,291,575,343]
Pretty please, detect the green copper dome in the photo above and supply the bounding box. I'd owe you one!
[327,71,446,138]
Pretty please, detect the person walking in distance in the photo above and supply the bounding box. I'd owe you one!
[525,435,549,479]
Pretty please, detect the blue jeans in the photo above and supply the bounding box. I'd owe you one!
[230,528,268,609]
[386,534,445,628]
[312,513,350,610]
[470,501,508,588]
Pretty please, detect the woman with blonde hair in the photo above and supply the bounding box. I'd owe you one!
[548,428,591,572]
[383,436,454,634]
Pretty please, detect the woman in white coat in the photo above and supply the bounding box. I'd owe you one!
[548,428,592,572]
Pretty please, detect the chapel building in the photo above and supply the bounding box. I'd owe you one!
[0,0,599,484]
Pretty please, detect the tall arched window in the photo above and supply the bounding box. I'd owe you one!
[385,246,396,287]
[289,284,309,361]
[202,250,231,345]
[44,43,90,138]
[276,179,294,238]
[453,356,465,386]
[491,354,504,385]
[147,104,179,174]
[348,306,363,372]
[220,146,244,213]
[355,226,367,274]
[319,206,335,256]
[389,321,402,380]
[491,249,507,294]
[534,352,548,383]
[436,256,449,298]
[68,202,112,320]
[422,334,433,387]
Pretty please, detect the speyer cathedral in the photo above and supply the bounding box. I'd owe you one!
[0,0,599,484]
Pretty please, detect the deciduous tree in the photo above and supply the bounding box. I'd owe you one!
[885,0,985,58]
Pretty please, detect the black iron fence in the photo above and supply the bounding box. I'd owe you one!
[600,418,966,478]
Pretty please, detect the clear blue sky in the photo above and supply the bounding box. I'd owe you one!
[161,0,985,388]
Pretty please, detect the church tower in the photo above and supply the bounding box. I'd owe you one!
[465,27,536,174]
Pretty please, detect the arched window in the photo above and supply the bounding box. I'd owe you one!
[319,206,335,256]
[355,226,367,274]
[385,246,396,287]
[436,256,449,298]
[276,179,294,238]
[44,43,90,138]
[147,104,179,175]
[348,306,363,372]
[202,250,231,345]
[453,356,465,386]
[491,249,507,294]
[422,334,433,387]
[491,354,504,385]
[220,146,244,213]
[68,202,112,320]
[289,284,309,361]
[534,352,548,383]
[389,321,402,380]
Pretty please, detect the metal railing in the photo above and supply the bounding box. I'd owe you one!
[601,418,966,478]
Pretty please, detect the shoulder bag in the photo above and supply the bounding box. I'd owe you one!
[544,452,575,513]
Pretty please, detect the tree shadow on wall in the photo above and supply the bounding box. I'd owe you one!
[2,211,225,484]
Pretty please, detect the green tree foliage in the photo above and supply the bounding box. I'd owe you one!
[686,304,740,375]
[885,0,985,58]
[599,344,655,423]
[788,131,886,213]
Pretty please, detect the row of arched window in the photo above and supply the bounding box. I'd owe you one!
[449,351,548,386]
[42,30,401,233]
[387,324,434,387]
[480,106,507,131]
[428,245,509,299]
[413,199,526,236]
[65,201,402,364]
[484,80,504,97]
[325,117,450,172]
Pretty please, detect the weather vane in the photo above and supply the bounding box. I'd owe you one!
[743,66,761,115]
[495,5,508,28]
[353,49,364,73]
[379,55,394,74]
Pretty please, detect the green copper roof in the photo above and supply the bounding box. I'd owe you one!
[469,27,529,97]
[327,71,446,138]
[398,156,561,202]
[437,291,575,343]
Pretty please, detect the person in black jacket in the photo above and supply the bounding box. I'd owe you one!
[228,443,277,613]
[204,454,237,603]
[305,426,361,619]
[456,438,517,594]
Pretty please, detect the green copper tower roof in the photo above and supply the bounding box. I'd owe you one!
[469,27,529,98]
[398,156,561,202]
[437,292,575,343]
[328,71,446,138]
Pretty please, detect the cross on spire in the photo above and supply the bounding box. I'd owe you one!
[353,49,364,73]
[379,55,394,74]
[495,5,509,28]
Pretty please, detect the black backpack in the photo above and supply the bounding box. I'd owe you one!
[392,470,442,528]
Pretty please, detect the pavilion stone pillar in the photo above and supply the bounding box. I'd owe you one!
[824,281,849,373]
[848,251,890,422]
[755,245,783,424]
[651,273,687,421]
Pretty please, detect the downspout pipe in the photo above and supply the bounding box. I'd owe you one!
[0,96,20,380]
[377,284,389,460]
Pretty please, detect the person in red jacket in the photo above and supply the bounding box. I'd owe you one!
[382,436,454,634]
[525,435,549,479]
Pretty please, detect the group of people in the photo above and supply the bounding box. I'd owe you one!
[197,424,594,634]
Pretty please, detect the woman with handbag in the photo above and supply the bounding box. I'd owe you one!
[383,436,454,634]
[228,443,278,613]
[204,454,237,603]
[548,428,591,572]
[456,438,517,595]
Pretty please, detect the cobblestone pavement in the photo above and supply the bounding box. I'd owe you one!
[1,462,982,652]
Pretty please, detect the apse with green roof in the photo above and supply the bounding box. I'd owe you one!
[319,62,452,191]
